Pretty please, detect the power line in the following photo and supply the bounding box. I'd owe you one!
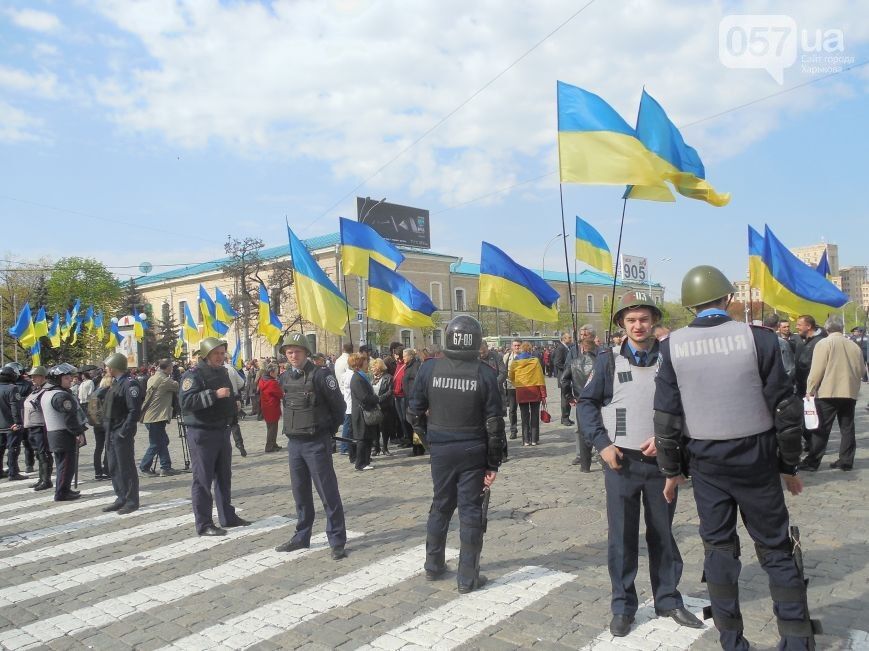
[302,0,598,230]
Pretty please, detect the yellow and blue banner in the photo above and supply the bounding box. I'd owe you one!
[232,338,243,370]
[48,313,61,348]
[33,307,49,339]
[557,81,661,186]
[8,304,37,349]
[748,225,765,296]
[815,250,831,279]
[575,216,614,274]
[174,328,184,358]
[183,302,200,346]
[759,225,848,320]
[214,287,238,323]
[288,226,349,335]
[258,284,283,346]
[70,319,81,345]
[367,259,436,328]
[479,242,559,323]
[94,311,105,342]
[30,341,41,368]
[82,306,94,333]
[625,90,730,207]
[133,313,148,342]
[340,217,405,278]
[199,285,229,339]
[106,320,123,350]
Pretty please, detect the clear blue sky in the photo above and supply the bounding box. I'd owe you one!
[2,1,867,299]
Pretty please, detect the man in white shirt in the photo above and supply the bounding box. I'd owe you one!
[333,343,353,381]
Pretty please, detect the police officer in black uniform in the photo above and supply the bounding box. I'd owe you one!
[23,366,51,491]
[654,266,816,651]
[39,364,87,501]
[274,333,348,560]
[0,363,28,480]
[179,337,250,536]
[409,315,505,593]
[102,353,142,514]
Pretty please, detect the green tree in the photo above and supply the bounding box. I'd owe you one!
[660,300,694,330]
[153,305,179,361]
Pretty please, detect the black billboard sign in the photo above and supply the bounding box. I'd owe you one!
[357,197,431,249]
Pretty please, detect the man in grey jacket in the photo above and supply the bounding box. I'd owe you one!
[561,324,599,472]
[139,359,180,477]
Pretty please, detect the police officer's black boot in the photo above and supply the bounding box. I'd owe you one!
[31,454,48,490]
[41,455,53,491]
[24,444,35,473]
[424,534,449,580]
[232,426,247,457]
[456,541,486,594]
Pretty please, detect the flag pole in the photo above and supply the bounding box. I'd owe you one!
[608,198,628,339]
[558,184,577,343]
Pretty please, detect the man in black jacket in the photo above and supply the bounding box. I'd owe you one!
[102,353,142,515]
[552,332,574,425]
[0,364,27,481]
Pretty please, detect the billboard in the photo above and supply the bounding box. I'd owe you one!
[357,198,430,249]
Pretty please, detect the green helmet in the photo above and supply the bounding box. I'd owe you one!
[681,265,735,308]
[279,332,311,355]
[199,337,228,358]
[29,366,47,377]
[613,291,662,326]
[104,353,128,372]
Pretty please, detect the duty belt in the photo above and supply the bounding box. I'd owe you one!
[617,447,658,465]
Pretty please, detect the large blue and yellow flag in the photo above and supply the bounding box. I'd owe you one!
[82,306,94,333]
[815,250,832,279]
[748,225,765,295]
[183,302,200,346]
[625,90,730,207]
[258,284,283,346]
[232,338,243,370]
[8,304,37,349]
[133,313,148,342]
[760,225,848,320]
[106,320,123,350]
[557,81,661,186]
[214,288,238,323]
[30,341,41,368]
[199,285,229,339]
[174,328,184,358]
[48,313,61,348]
[575,216,614,274]
[288,226,349,335]
[479,242,560,322]
[33,306,49,339]
[94,311,105,342]
[367,259,436,328]
[340,217,405,278]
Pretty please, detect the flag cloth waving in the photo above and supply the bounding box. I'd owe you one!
[106,321,123,350]
[48,314,61,348]
[133,313,148,342]
[34,307,49,339]
[288,226,349,335]
[479,242,560,323]
[815,250,832,279]
[8,304,37,349]
[214,288,238,323]
[199,285,229,338]
[232,338,243,369]
[575,216,614,274]
[748,225,765,296]
[367,259,436,328]
[183,303,200,346]
[340,217,405,278]
[174,328,184,358]
[258,285,283,346]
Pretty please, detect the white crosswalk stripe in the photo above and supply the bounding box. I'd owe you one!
[357,565,575,650]
[0,485,114,513]
[0,483,90,499]
[158,544,458,651]
[0,514,293,607]
[0,513,194,570]
[579,596,711,650]
[0,531,363,650]
[0,492,152,528]
[0,498,189,548]
[849,630,869,650]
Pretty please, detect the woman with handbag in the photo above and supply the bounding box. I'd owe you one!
[508,342,547,446]
[369,358,394,457]
[349,353,380,471]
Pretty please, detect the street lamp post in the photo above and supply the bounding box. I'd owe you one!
[539,233,564,337]
[356,197,386,347]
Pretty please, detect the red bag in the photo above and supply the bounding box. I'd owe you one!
[539,400,552,423]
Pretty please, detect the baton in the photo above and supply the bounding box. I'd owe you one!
[481,486,491,534]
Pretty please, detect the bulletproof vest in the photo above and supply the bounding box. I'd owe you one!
[185,363,236,427]
[23,387,46,428]
[601,348,658,450]
[669,321,773,440]
[39,387,73,433]
[281,362,318,436]
[427,357,485,437]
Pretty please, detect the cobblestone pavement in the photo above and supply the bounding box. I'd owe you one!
[1,379,868,650]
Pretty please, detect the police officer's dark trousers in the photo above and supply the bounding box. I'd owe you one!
[107,426,139,508]
[426,439,486,588]
[287,433,346,548]
[5,428,22,477]
[604,453,683,617]
[505,389,518,435]
[186,425,238,532]
[47,430,76,498]
[28,425,51,488]
[689,434,811,651]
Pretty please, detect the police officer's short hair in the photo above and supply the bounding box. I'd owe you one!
[824,315,844,333]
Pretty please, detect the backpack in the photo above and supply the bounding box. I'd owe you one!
[87,390,106,427]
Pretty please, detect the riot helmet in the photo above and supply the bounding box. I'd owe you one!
[613,291,662,327]
[681,265,735,309]
[104,352,128,372]
[0,364,20,381]
[199,337,228,359]
[46,363,78,382]
[443,315,483,361]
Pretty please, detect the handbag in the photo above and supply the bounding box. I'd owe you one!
[803,396,819,430]
[362,405,383,426]
[539,399,552,424]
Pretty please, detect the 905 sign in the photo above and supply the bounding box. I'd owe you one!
[620,254,648,283]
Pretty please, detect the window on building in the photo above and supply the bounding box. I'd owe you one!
[305,333,317,354]
[179,300,189,323]
[401,329,412,349]
[454,288,466,312]
[430,282,443,309]
[587,294,594,313]
[432,329,442,347]
[653,295,661,305]
[270,288,281,315]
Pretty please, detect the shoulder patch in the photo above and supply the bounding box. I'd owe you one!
[325,375,338,391]
[182,377,193,391]
[129,386,140,398]
[62,399,74,412]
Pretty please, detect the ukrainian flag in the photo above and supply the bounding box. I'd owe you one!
[340,217,405,278]
[33,306,49,339]
[288,226,349,336]
[626,90,730,207]
[8,304,37,349]
[133,313,148,342]
[183,302,200,346]
[760,225,848,320]
[30,341,41,368]
[367,259,436,328]
[575,216,614,274]
[82,305,94,333]
[479,242,560,323]
[70,318,82,345]
[174,329,184,359]
[815,250,832,279]
[557,81,661,186]
[94,311,105,343]
[258,284,283,346]
[232,338,243,370]
[48,313,61,348]
[748,225,765,296]
[214,287,238,323]
[199,285,229,338]
[106,321,123,350]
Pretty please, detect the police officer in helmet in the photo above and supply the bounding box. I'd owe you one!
[39,364,88,501]
[23,366,51,491]
[409,315,505,593]
[179,338,250,536]
[0,363,28,480]
[274,333,348,560]
[579,292,702,637]
[102,353,142,514]
[655,266,817,650]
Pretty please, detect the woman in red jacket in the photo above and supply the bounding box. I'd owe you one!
[258,365,284,453]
